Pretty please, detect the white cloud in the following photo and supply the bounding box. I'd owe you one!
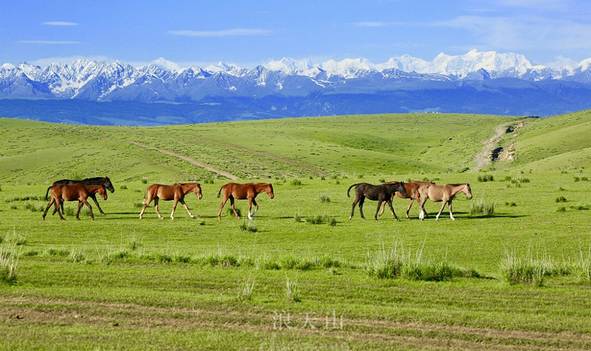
[42,21,78,26]
[18,40,80,45]
[437,15,591,51]
[168,28,271,38]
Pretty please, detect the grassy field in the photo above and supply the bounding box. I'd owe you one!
[0,112,590,350]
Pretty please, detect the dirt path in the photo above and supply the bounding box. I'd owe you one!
[130,141,239,180]
[473,119,528,171]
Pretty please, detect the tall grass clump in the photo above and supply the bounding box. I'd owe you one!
[470,199,495,217]
[320,195,331,203]
[285,277,301,303]
[68,249,86,263]
[576,247,591,283]
[239,221,257,233]
[500,251,548,286]
[367,243,476,281]
[477,174,494,182]
[237,277,256,302]
[0,245,18,284]
[365,244,403,279]
[290,179,302,186]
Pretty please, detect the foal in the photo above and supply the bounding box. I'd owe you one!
[139,183,202,220]
[43,183,107,220]
[347,182,407,221]
[217,183,274,221]
[378,180,435,219]
[418,183,473,221]
[45,176,115,215]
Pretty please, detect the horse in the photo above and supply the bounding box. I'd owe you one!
[347,182,407,221]
[217,183,274,221]
[42,183,107,220]
[378,180,435,219]
[139,183,202,220]
[418,183,473,221]
[45,177,115,215]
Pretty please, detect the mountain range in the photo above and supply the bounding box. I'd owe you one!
[2,49,591,125]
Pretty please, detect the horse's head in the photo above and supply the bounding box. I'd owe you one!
[97,185,108,200]
[193,183,203,200]
[395,182,408,198]
[463,183,473,199]
[103,176,115,193]
[266,183,275,199]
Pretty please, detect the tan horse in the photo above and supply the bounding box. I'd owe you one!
[139,183,202,220]
[378,180,434,218]
[418,183,472,221]
[43,183,107,220]
[217,183,274,221]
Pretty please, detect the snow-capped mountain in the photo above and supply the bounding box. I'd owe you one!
[2,49,591,124]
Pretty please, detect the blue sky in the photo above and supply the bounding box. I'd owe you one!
[2,0,591,66]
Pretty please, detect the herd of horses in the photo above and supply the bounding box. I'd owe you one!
[42,176,472,222]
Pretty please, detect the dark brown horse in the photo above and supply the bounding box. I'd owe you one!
[217,183,274,220]
[43,183,107,220]
[378,180,434,218]
[45,177,115,215]
[347,182,407,221]
[418,183,473,221]
[139,183,202,220]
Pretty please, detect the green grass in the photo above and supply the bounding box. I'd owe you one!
[0,112,591,349]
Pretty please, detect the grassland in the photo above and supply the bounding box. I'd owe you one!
[0,112,590,350]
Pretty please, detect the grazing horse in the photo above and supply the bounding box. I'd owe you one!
[347,182,407,221]
[45,177,115,215]
[418,183,473,221]
[378,180,435,218]
[42,183,107,220]
[217,183,274,220]
[139,183,202,220]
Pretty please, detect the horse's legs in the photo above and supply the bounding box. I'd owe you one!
[349,196,359,220]
[435,201,447,221]
[42,198,55,220]
[418,197,428,221]
[406,199,416,218]
[139,193,153,219]
[217,195,228,221]
[251,199,259,217]
[230,196,240,219]
[83,200,95,220]
[247,198,254,220]
[387,200,399,221]
[170,199,178,220]
[374,200,383,220]
[56,199,65,220]
[359,197,366,219]
[90,193,105,215]
[76,201,83,220]
[154,198,163,220]
[180,199,195,218]
[448,200,455,221]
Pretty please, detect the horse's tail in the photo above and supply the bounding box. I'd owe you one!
[217,185,225,198]
[44,185,52,200]
[347,183,361,198]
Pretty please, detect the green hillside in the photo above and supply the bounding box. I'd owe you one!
[1,112,590,350]
[0,113,510,184]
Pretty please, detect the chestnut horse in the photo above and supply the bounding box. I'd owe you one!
[378,180,434,218]
[217,183,274,220]
[42,183,107,220]
[45,176,115,215]
[347,182,407,221]
[139,183,202,220]
[418,183,473,221]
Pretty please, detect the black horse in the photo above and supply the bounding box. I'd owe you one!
[347,182,407,221]
[45,177,115,215]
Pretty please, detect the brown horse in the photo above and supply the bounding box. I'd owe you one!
[139,183,202,220]
[217,183,274,220]
[42,183,107,220]
[378,180,434,218]
[418,183,473,221]
[347,182,407,221]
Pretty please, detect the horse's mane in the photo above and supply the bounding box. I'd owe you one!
[81,177,108,183]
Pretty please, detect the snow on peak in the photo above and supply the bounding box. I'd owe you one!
[320,58,373,78]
